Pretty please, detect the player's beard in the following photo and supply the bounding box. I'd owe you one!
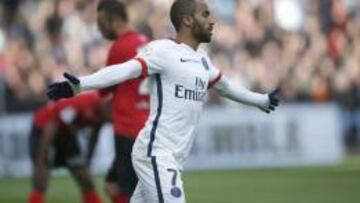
[102,30,117,40]
[98,19,117,40]
[192,20,212,43]
[99,23,117,40]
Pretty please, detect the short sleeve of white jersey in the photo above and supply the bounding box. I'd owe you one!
[135,41,168,75]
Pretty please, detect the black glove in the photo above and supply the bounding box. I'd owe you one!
[263,88,280,114]
[47,73,80,100]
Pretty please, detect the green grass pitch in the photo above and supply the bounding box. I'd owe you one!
[1,156,360,203]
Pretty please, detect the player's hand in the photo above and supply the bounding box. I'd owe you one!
[260,88,280,114]
[47,73,80,100]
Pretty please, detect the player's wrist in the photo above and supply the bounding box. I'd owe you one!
[258,90,280,113]
[69,81,81,95]
[64,72,81,96]
[46,72,81,100]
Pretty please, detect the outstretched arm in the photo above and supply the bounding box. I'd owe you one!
[213,76,279,113]
[47,59,146,100]
[80,59,144,91]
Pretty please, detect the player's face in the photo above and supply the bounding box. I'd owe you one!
[191,1,214,43]
[97,11,117,40]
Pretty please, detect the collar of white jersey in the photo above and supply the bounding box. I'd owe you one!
[167,38,199,53]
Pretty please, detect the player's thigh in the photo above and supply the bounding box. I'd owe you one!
[29,125,42,163]
[105,135,121,184]
[132,155,186,203]
[115,136,138,193]
[105,158,118,184]
[29,126,56,168]
[60,135,86,167]
[130,183,149,203]
[105,135,137,195]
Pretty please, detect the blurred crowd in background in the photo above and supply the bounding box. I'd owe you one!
[0,0,359,144]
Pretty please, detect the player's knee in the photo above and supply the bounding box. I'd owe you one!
[33,183,47,193]
[70,168,95,191]
[105,181,121,202]
[104,181,119,197]
[80,178,95,192]
[32,172,49,192]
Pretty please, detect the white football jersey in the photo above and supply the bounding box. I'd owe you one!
[132,39,221,167]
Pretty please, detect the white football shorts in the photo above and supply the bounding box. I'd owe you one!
[130,155,186,203]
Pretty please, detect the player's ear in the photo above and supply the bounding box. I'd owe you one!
[182,14,193,28]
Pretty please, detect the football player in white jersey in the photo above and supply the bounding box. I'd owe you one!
[47,0,280,202]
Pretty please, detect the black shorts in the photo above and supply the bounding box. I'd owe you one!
[105,135,137,196]
[29,125,85,168]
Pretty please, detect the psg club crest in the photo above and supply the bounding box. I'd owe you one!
[171,187,182,198]
[201,57,209,70]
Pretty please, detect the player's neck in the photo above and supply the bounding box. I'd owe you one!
[175,34,200,51]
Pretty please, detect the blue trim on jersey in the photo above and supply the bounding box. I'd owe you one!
[151,156,164,203]
[147,74,163,157]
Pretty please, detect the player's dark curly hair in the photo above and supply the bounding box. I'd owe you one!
[97,0,128,22]
[170,0,197,31]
